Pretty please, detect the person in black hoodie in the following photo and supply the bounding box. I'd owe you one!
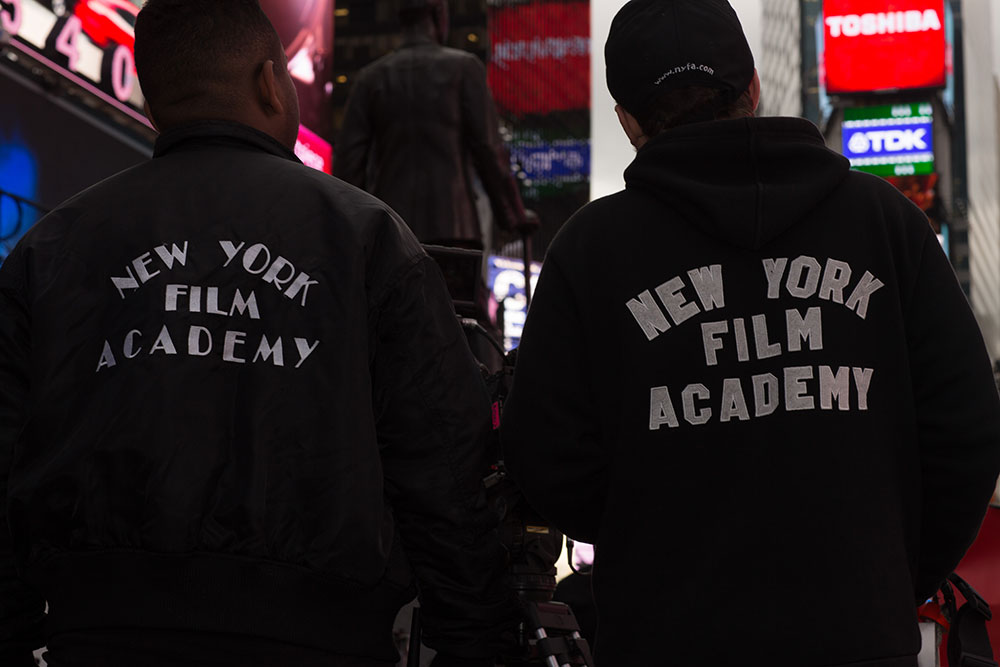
[501,1,1000,665]
[0,1,516,666]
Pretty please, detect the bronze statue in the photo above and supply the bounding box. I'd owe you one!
[334,0,526,249]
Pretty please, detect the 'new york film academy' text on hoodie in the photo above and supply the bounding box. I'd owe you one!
[502,116,1000,667]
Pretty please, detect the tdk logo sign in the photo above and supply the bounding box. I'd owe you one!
[847,128,928,154]
[843,121,934,161]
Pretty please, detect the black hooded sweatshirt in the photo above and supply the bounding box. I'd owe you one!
[502,117,1000,666]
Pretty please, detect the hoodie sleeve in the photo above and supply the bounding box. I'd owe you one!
[372,252,518,660]
[501,255,610,544]
[0,250,47,666]
[905,227,1000,601]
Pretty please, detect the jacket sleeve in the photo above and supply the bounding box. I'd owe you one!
[906,228,1000,601]
[459,56,527,234]
[0,252,47,666]
[333,72,374,189]
[501,256,610,544]
[372,253,518,660]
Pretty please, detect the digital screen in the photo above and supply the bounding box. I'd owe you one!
[842,103,934,177]
[1,0,146,123]
[488,254,541,351]
[821,0,947,94]
[0,66,150,260]
[487,1,590,116]
[886,173,938,211]
[509,136,590,190]
[0,0,335,171]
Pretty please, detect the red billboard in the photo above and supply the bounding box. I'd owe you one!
[487,2,590,116]
[822,0,947,94]
[0,0,334,171]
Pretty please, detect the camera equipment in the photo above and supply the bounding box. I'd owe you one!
[484,349,594,667]
[422,242,593,666]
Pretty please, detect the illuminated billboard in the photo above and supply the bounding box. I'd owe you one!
[822,0,947,94]
[842,103,934,177]
[1,67,149,260]
[0,0,334,171]
[509,134,590,193]
[487,1,590,116]
[488,255,541,351]
[1,0,146,124]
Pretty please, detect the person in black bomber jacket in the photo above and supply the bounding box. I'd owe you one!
[501,1,1000,665]
[0,1,516,666]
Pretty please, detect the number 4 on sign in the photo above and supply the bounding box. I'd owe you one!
[56,14,83,72]
[1,0,23,36]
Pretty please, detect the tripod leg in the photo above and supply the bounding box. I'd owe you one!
[407,606,421,667]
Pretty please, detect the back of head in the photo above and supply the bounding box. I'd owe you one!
[398,0,448,41]
[605,0,755,136]
[135,0,285,127]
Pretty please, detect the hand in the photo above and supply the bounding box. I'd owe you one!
[515,210,541,236]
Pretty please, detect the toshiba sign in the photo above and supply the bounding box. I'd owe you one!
[822,1,947,94]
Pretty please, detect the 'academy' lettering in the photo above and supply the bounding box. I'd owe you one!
[648,366,874,429]
[96,325,320,372]
[826,10,942,38]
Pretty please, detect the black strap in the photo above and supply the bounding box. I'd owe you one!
[945,573,998,667]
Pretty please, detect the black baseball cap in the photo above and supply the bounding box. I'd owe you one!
[606,0,754,115]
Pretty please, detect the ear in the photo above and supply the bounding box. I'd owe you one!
[747,68,761,113]
[256,59,285,116]
[615,104,647,150]
[143,100,161,133]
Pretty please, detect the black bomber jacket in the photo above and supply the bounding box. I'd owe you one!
[0,121,515,664]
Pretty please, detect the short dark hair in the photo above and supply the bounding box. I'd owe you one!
[135,0,282,110]
[399,6,435,28]
[635,86,756,138]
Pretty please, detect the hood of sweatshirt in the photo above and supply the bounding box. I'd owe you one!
[623,116,851,250]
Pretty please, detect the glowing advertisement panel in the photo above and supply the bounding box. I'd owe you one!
[509,137,590,189]
[0,0,334,171]
[488,2,590,116]
[842,103,934,177]
[821,0,946,94]
[0,0,147,124]
[0,68,149,260]
[488,255,541,351]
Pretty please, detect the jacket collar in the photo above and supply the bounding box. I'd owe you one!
[153,120,301,164]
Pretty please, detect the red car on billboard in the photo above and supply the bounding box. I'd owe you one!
[74,0,138,51]
[822,0,947,94]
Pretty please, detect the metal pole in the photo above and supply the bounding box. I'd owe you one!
[521,209,539,309]
[407,606,421,667]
